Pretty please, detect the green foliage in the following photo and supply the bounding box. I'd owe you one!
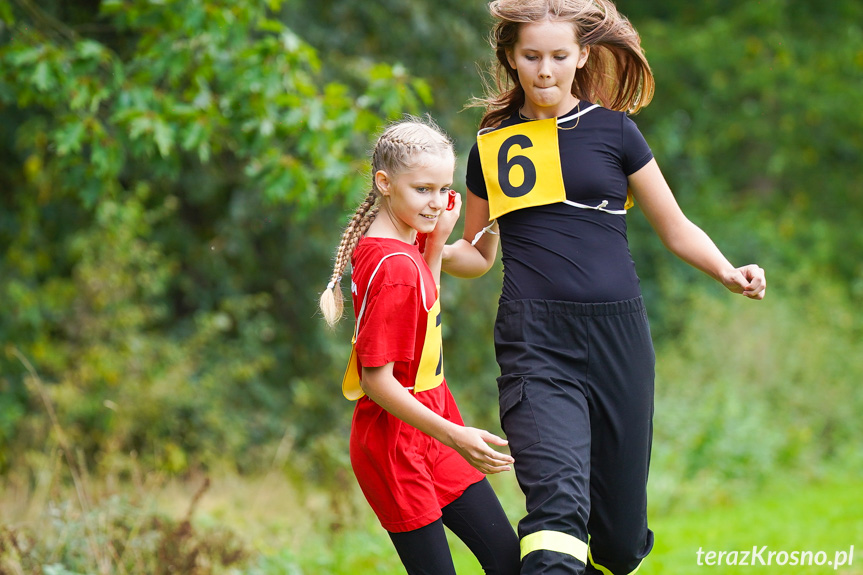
[0,0,429,211]
[0,0,428,473]
[282,0,492,145]
[1,0,861,529]
[649,286,863,513]
[2,188,278,474]
[629,0,863,288]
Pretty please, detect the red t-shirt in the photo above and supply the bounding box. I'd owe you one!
[348,236,484,533]
[351,237,438,388]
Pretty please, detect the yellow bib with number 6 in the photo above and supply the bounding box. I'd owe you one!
[477,118,566,220]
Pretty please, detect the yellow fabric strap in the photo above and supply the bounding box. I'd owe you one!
[624,189,635,210]
[520,531,587,564]
[587,546,645,575]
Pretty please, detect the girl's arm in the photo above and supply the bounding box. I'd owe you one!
[629,158,766,299]
[421,191,462,284]
[361,362,514,475]
[424,189,499,279]
[440,189,499,278]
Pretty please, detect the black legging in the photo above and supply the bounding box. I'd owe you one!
[388,478,520,575]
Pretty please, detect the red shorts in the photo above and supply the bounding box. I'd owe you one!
[349,380,485,533]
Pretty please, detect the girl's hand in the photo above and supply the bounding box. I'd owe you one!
[720,264,767,300]
[428,190,462,244]
[421,191,462,284]
[447,425,514,475]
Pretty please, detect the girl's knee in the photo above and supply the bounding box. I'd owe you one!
[587,529,654,575]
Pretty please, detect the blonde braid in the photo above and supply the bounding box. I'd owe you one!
[319,115,454,328]
[319,190,379,327]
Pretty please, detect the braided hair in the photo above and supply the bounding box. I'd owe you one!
[319,116,454,327]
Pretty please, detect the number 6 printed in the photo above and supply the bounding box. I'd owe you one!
[498,134,537,198]
[478,117,565,219]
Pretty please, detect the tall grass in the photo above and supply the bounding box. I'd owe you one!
[1,350,251,575]
[0,477,249,575]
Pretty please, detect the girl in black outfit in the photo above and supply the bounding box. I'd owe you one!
[424,1,767,573]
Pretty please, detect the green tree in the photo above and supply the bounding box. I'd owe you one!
[282,0,493,143]
[0,0,429,473]
[615,0,863,342]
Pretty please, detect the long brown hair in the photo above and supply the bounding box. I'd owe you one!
[478,0,654,129]
[319,116,454,327]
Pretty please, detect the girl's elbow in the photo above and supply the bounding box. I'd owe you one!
[359,368,386,395]
[657,220,696,253]
[452,260,494,279]
[443,239,497,278]
[359,376,378,396]
[477,257,497,278]
[465,245,498,277]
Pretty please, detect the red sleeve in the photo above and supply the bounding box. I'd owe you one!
[355,282,419,368]
[415,232,427,254]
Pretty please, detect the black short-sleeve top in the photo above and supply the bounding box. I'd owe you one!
[466,102,653,304]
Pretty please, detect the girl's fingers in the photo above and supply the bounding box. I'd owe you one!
[479,429,509,446]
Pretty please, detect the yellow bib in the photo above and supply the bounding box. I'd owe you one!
[477,106,636,218]
[477,118,566,220]
[415,296,444,393]
[341,253,444,401]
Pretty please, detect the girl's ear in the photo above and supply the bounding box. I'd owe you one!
[577,45,590,69]
[505,48,517,70]
[374,170,390,196]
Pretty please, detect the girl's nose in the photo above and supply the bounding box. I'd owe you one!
[429,192,445,210]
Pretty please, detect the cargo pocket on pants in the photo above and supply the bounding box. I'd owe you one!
[497,375,541,456]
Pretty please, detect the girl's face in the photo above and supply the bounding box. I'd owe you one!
[375,152,455,243]
[506,20,590,119]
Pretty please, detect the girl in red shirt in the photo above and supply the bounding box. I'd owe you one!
[320,117,519,575]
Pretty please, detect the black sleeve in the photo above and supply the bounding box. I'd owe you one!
[465,141,489,200]
[621,114,654,175]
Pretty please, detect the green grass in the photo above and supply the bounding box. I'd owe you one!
[641,476,863,575]
[4,470,859,574]
[292,473,863,574]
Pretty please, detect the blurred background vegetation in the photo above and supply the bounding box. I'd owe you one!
[1,0,861,573]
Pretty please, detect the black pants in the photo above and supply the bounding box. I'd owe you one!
[495,298,655,575]
[388,478,520,575]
